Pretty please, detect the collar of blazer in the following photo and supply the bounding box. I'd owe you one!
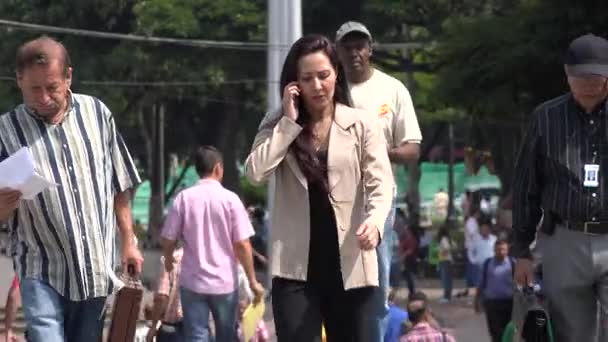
[285,103,360,190]
[333,103,358,130]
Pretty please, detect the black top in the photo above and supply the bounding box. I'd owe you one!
[306,150,343,289]
[512,93,608,257]
[251,220,268,270]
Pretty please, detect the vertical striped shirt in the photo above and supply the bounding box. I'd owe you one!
[513,93,608,257]
[0,93,140,301]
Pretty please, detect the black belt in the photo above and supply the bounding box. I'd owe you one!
[562,221,608,235]
[161,321,182,327]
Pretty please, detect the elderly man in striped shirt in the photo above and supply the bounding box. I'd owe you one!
[0,36,142,342]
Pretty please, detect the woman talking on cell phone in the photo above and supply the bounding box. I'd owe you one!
[245,34,393,342]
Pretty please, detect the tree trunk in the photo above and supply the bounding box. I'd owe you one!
[148,103,165,245]
[165,158,193,205]
[136,103,156,244]
[483,122,523,197]
[136,103,153,179]
[446,122,456,224]
[217,87,242,194]
[484,121,524,229]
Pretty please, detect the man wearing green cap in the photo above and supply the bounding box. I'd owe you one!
[336,21,423,342]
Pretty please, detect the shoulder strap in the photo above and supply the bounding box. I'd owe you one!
[509,256,516,278]
[480,258,492,291]
[442,331,447,342]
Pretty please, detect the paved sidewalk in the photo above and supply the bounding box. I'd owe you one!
[0,256,14,303]
[395,278,490,342]
[259,278,490,342]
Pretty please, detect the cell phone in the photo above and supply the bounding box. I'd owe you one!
[293,84,301,111]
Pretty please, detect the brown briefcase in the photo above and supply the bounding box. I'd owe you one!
[107,266,144,342]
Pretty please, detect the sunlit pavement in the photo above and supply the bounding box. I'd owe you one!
[260,278,491,342]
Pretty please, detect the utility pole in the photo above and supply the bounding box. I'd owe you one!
[267,0,302,112]
[266,0,302,213]
[447,122,456,226]
[267,0,281,113]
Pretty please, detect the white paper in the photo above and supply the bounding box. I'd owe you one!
[0,147,57,199]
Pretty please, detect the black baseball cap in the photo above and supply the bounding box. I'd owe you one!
[565,33,608,77]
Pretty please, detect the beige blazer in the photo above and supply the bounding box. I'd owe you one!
[245,103,393,290]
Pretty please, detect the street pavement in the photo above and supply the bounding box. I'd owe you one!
[0,254,491,342]
[258,279,490,342]
[0,256,13,305]
[411,279,491,342]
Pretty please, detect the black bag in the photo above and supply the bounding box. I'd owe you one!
[521,308,553,341]
[512,286,554,342]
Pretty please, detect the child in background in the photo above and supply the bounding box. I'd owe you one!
[384,288,409,342]
[436,225,454,304]
[4,275,21,342]
[146,248,185,342]
[236,264,269,342]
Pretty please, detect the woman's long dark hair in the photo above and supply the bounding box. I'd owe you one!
[264,34,352,192]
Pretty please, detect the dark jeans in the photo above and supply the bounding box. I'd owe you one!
[389,261,401,288]
[402,260,417,297]
[438,261,452,300]
[483,298,513,342]
[371,202,396,342]
[272,277,376,342]
[20,279,105,342]
[464,250,480,288]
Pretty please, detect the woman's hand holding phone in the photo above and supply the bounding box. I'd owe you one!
[282,82,300,121]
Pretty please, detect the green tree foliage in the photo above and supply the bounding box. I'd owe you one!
[436,0,608,117]
[0,0,269,192]
[433,0,608,194]
[3,0,604,204]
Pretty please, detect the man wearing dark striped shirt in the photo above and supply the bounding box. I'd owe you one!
[513,34,608,341]
[0,36,142,342]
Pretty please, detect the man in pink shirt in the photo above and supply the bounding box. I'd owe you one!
[161,146,264,342]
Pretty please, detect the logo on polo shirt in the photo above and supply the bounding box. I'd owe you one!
[379,104,390,117]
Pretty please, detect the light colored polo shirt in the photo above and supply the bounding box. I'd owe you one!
[483,257,514,300]
[161,179,254,295]
[470,234,497,266]
[349,68,423,177]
